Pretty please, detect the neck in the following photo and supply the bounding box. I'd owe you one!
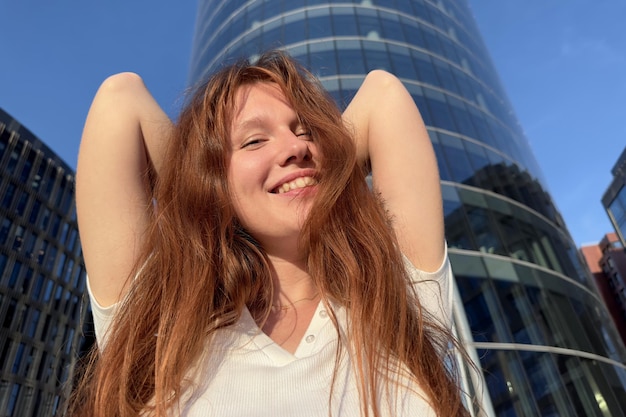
[267,254,316,305]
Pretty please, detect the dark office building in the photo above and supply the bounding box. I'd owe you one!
[581,233,626,347]
[0,108,87,416]
[189,1,626,415]
[603,146,626,247]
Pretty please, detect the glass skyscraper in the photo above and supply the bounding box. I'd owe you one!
[0,108,87,416]
[189,1,626,415]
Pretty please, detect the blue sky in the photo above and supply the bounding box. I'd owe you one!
[1,1,624,247]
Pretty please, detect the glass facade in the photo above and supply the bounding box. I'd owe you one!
[189,1,626,415]
[603,147,626,247]
[0,108,87,416]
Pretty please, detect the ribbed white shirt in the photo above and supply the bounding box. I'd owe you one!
[88,252,452,416]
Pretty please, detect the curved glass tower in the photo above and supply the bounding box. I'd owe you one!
[0,108,86,416]
[189,1,626,415]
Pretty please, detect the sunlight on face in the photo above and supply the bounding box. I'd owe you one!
[228,82,319,257]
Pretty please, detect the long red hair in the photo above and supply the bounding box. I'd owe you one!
[69,51,469,417]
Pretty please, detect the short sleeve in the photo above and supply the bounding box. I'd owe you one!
[86,275,118,349]
[402,245,453,328]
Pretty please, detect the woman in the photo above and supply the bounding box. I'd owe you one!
[71,51,468,416]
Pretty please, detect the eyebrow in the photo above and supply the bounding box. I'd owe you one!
[233,114,307,139]
[234,117,265,134]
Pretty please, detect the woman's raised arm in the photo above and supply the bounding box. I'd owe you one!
[343,70,444,271]
[77,73,172,307]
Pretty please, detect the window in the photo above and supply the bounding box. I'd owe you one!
[440,134,473,183]
[40,208,51,230]
[0,253,7,276]
[12,343,25,373]
[336,39,365,74]
[7,383,21,417]
[15,191,28,216]
[20,151,34,183]
[45,245,57,273]
[362,40,390,72]
[8,260,23,289]
[283,11,307,43]
[388,45,417,79]
[12,225,24,251]
[56,252,67,278]
[28,199,41,224]
[21,268,33,293]
[32,160,47,191]
[2,183,16,209]
[7,144,22,173]
[424,88,456,132]
[309,41,338,77]
[401,16,425,49]
[64,258,74,284]
[32,274,45,300]
[50,213,61,239]
[331,6,357,36]
[447,96,477,138]
[43,170,57,201]
[67,228,77,252]
[379,12,404,42]
[356,8,380,38]
[0,218,11,244]
[42,279,54,303]
[412,49,439,87]
[433,59,460,95]
[37,239,48,264]
[23,231,36,258]
[3,298,17,328]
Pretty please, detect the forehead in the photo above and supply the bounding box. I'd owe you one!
[231,82,293,128]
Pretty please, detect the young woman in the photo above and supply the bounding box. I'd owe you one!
[70,51,468,416]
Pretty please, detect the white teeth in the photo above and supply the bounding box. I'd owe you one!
[276,176,317,194]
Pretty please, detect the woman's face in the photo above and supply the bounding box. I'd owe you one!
[228,82,319,255]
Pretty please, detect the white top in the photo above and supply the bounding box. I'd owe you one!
[88,251,453,416]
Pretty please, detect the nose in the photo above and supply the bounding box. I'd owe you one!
[280,132,312,166]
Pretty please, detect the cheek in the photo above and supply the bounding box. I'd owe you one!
[228,158,258,197]
[227,157,266,224]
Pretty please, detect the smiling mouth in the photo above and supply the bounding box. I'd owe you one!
[272,176,318,194]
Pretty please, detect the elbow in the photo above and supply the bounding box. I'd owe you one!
[364,69,405,91]
[97,72,146,96]
[366,69,400,83]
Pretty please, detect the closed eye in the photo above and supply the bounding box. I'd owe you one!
[241,137,266,148]
[296,130,312,139]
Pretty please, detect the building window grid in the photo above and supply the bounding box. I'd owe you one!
[409,84,545,198]
[453,253,619,362]
[477,318,573,414]
[0,123,86,417]
[443,183,590,284]
[193,2,502,94]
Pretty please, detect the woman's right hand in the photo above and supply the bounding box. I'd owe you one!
[76,73,172,307]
